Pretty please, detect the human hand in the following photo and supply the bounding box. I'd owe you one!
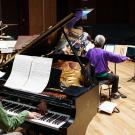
[125,57,132,63]
[37,100,47,114]
[27,112,41,119]
[108,70,113,74]
[127,57,132,61]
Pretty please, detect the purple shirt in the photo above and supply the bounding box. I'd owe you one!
[85,47,128,74]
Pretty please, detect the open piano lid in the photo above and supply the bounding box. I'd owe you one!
[0,9,94,68]
[0,9,95,100]
[66,8,94,29]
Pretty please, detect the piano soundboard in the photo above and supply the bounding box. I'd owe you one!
[2,99,70,130]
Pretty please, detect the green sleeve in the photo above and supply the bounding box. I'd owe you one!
[0,103,29,132]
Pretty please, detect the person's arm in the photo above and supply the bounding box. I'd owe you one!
[0,103,29,132]
[105,51,129,63]
[0,103,39,132]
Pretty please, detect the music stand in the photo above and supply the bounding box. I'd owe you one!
[127,47,135,82]
[104,44,116,74]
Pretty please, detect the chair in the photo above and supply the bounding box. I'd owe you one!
[99,79,112,102]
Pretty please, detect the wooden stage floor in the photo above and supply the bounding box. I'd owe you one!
[86,61,135,135]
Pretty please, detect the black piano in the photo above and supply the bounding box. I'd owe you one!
[0,11,99,135]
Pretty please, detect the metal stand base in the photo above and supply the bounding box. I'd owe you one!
[127,61,135,82]
[127,76,135,82]
[118,90,127,98]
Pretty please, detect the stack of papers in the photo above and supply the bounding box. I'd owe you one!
[99,101,117,114]
[0,40,17,53]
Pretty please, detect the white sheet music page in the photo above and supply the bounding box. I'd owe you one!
[21,56,53,93]
[99,101,117,114]
[4,54,33,90]
[4,54,53,94]
[0,40,17,53]
[0,71,5,78]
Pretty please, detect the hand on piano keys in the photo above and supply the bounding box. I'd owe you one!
[37,100,47,114]
[27,112,41,119]
[2,99,70,130]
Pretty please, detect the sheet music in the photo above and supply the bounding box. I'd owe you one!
[0,40,17,53]
[4,54,53,94]
[0,40,17,48]
[0,71,5,78]
[5,55,33,90]
[104,44,115,53]
[21,57,52,93]
[99,101,117,114]
[85,42,94,51]
[114,45,128,56]
[1,48,14,53]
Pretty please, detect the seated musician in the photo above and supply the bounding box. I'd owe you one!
[85,35,130,99]
[0,99,42,135]
[75,26,94,53]
[56,25,92,56]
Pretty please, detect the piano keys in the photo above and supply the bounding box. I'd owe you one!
[2,99,70,130]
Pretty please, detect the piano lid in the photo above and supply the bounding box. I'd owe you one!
[0,9,93,68]
[66,8,94,29]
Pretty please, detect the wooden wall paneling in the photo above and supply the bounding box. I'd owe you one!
[18,0,29,35]
[57,0,69,21]
[1,0,19,24]
[96,0,114,24]
[29,0,57,35]
[43,0,57,31]
[0,0,29,37]
[0,0,20,38]
[129,0,135,24]
[0,0,2,20]
[67,0,81,12]
[29,0,43,34]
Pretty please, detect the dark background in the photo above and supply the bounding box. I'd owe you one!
[0,0,135,44]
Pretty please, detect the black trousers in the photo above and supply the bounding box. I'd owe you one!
[97,72,119,94]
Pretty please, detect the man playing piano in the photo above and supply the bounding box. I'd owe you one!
[0,100,41,135]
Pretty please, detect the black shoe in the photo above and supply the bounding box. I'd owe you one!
[120,94,127,98]
[117,91,127,98]
[111,93,120,99]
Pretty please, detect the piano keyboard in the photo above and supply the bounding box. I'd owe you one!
[2,99,70,130]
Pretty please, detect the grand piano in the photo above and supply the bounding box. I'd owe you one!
[0,10,99,135]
